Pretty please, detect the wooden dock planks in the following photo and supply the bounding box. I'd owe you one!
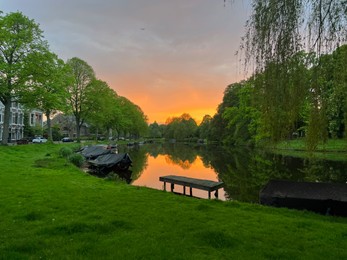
[159,175,224,199]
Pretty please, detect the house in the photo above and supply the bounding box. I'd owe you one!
[51,113,90,138]
[0,101,43,142]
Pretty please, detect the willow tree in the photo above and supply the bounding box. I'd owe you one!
[0,12,47,144]
[242,0,347,146]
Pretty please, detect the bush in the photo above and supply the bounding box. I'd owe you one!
[59,147,73,158]
[68,153,85,168]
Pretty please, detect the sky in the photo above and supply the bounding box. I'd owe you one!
[2,0,251,124]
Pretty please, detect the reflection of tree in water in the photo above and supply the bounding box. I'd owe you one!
[117,145,148,182]
[299,159,347,183]
[121,143,347,202]
[199,146,347,203]
[147,143,198,170]
[164,155,193,170]
[199,146,277,202]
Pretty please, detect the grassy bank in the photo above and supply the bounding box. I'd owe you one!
[274,138,347,152]
[270,139,347,161]
[0,144,346,259]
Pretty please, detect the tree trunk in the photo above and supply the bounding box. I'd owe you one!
[1,98,11,145]
[75,116,81,143]
[46,110,52,141]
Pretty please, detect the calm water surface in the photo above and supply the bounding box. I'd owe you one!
[116,143,347,202]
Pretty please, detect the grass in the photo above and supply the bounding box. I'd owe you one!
[0,144,347,259]
[271,139,347,161]
[275,138,347,151]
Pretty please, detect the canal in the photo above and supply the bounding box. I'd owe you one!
[115,143,347,201]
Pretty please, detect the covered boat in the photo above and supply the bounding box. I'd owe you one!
[79,145,111,160]
[88,153,132,174]
[260,180,347,217]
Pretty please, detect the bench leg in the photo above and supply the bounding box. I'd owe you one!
[183,185,186,195]
[208,191,211,199]
[171,183,174,192]
[163,182,166,191]
[190,186,193,197]
[215,189,219,199]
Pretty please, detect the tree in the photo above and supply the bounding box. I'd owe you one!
[242,0,347,148]
[222,80,260,145]
[148,121,163,138]
[118,97,148,138]
[0,12,47,144]
[84,79,119,139]
[66,57,95,142]
[197,115,212,140]
[243,0,347,70]
[21,49,71,141]
[164,113,198,141]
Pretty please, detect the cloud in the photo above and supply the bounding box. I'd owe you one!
[3,0,250,123]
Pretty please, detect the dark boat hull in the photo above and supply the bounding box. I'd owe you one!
[260,180,347,217]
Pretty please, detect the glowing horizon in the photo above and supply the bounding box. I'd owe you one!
[3,1,251,125]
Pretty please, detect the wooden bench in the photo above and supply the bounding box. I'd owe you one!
[159,175,224,199]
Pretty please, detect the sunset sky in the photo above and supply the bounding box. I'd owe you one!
[2,0,251,124]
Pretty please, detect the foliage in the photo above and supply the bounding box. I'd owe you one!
[116,96,148,138]
[164,113,198,141]
[148,121,163,138]
[59,146,73,158]
[21,49,72,141]
[83,79,118,139]
[225,0,347,149]
[66,57,96,142]
[197,115,212,140]
[222,81,260,145]
[0,12,47,144]
[68,153,85,167]
[208,44,347,148]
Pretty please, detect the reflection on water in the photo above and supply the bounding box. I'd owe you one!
[132,154,226,200]
[116,143,347,202]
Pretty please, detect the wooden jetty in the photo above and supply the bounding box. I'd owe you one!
[159,175,224,199]
[260,180,347,217]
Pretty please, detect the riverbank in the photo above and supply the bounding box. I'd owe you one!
[0,144,346,259]
[268,139,347,161]
[273,138,347,151]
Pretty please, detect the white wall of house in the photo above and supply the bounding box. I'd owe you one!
[0,101,43,141]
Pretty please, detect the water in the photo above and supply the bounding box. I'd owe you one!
[116,143,347,201]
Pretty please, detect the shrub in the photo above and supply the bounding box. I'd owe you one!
[59,147,73,158]
[68,153,85,168]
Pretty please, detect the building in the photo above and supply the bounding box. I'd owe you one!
[51,113,90,138]
[0,101,43,142]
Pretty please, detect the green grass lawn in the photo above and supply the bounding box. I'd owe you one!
[1,144,347,259]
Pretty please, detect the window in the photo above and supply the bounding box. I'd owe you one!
[13,113,18,124]
[30,113,34,125]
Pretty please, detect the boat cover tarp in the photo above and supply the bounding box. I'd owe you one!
[260,180,347,216]
[80,145,111,159]
[89,153,132,167]
[260,180,347,201]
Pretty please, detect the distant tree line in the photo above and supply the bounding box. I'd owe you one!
[149,45,347,148]
[148,1,347,148]
[0,11,147,144]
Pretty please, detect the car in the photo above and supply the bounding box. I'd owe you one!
[32,137,48,143]
[61,137,74,142]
